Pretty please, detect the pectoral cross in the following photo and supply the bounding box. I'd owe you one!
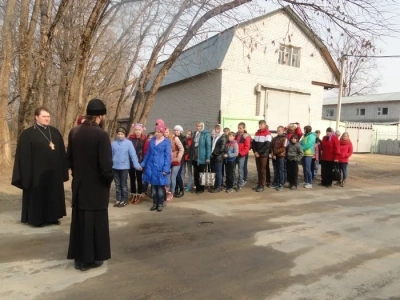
[49,142,55,150]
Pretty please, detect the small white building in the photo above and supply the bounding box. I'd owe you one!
[144,6,340,134]
[323,92,400,124]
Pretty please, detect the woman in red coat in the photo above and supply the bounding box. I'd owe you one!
[336,132,353,187]
[318,127,340,187]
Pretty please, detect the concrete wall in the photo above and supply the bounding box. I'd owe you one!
[145,71,222,132]
[323,101,400,123]
[371,124,400,155]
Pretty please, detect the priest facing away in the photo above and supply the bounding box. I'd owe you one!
[11,107,69,227]
[66,98,113,272]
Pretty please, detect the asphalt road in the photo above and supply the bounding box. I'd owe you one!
[1,154,400,300]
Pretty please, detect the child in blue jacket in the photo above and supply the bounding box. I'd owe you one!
[112,127,142,207]
[224,132,238,193]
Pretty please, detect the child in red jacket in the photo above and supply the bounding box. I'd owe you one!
[319,127,340,187]
[235,122,251,191]
[336,132,353,187]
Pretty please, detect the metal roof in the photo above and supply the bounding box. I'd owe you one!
[323,92,400,105]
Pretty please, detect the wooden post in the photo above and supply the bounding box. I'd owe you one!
[336,56,345,131]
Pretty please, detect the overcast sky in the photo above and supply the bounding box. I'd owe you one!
[376,35,400,93]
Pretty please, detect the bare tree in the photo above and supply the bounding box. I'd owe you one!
[332,36,381,96]
[129,0,254,127]
[0,0,398,166]
[0,0,16,165]
[128,0,399,126]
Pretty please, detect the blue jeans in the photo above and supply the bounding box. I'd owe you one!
[152,185,166,206]
[170,165,180,192]
[113,169,129,202]
[312,159,319,179]
[339,163,348,181]
[272,157,285,186]
[235,156,246,185]
[176,163,184,192]
[302,156,313,184]
[213,161,223,189]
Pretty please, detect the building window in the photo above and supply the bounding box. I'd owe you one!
[278,45,301,67]
[326,109,334,117]
[356,108,365,116]
[378,107,388,115]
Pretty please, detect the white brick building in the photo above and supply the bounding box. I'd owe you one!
[142,6,340,134]
[323,92,400,124]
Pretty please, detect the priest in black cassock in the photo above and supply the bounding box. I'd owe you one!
[11,107,69,227]
[66,98,113,271]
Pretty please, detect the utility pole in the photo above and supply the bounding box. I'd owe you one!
[336,55,345,131]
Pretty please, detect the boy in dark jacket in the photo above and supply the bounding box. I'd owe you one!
[286,135,304,190]
[271,126,287,191]
[252,120,272,192]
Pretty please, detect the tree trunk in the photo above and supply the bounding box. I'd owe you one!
[18,0,41,135]
[0,0,17,165]
[63,0,110,138]
[18,0,73,135]
[130,0,252,126]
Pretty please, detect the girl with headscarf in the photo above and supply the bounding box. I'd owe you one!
[190,121,211,195]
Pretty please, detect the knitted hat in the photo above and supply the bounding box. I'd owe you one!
[155,124,166,134]
[86,99,107,116]
[174,125,183,132]
[116,127,127,135]
[155,119,165,126]
[132,123,146,131]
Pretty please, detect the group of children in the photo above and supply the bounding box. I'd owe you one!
[109,118,354,211]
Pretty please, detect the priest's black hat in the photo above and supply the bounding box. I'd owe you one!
[87,99,107,116]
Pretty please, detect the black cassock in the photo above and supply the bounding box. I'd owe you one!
[66,123,113,263]
[11,125,69,226]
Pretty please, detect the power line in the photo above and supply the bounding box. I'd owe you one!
[343,54,400,58]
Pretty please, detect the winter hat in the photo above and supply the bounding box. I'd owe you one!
[155,119,165,126]
[174,125,183,132]
[155,124,166,134]
[132,123,146,131]
[86,99,107,116]
[116,127,127,135]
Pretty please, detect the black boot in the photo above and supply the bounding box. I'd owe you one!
[157,205,163,212]
[150,204,158,211]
